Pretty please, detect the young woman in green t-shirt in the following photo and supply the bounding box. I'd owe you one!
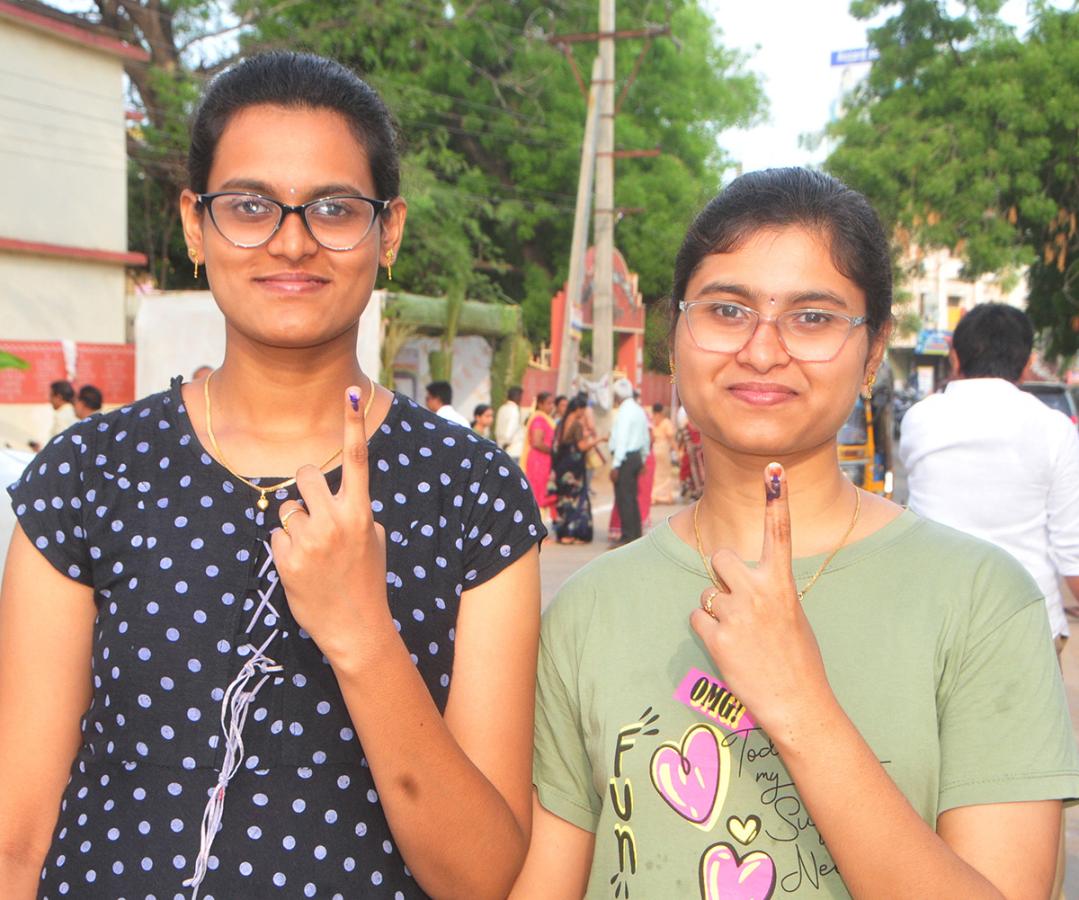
[514,168,1075,899]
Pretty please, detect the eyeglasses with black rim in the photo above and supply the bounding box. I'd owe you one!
[197,191,389,251]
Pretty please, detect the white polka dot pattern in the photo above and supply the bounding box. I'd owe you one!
[8,377,545,897]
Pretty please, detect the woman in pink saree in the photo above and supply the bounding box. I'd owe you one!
[521,392,557,517]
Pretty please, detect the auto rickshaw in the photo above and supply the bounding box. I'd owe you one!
[837,391,894,497]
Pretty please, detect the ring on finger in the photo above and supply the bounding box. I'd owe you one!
[702,587,720,620]
[280,507,305,535]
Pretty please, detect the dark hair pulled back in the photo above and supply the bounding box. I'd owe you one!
[188,52,400,201]
[670,168,893,341]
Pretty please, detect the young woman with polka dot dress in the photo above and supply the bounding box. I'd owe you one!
[0,53,545,899]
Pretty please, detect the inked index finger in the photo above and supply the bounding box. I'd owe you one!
[760,461,793,576]
[340,382,372,506]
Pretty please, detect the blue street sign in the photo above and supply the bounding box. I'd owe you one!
[830,47,880,66]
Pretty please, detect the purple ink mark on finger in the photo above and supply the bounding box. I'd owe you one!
[348,390,360,412]
[765,462,783,501]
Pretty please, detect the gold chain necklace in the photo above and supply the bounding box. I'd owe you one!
[692,487,861,602]
[203,369,375,511]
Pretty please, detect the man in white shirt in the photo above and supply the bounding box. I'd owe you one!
[608,378,651,543]
[29,380,77,452]
[900,303,1079,648]
[495,386,525,458]
[424,380,470,428]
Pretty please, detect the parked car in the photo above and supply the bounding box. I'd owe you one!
[1019,381,1079,426]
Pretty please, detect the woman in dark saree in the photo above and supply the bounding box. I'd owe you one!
[552,397,600,544]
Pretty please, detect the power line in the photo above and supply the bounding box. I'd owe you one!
[12,5,587,147]
[0,145,124,173]
[0,66,122,102]
[34,0,541,61]
[0,91,124,126]
[374,75,553,126]
[0,110,123,144]
[0,129,125,163]
[0,116,579,208]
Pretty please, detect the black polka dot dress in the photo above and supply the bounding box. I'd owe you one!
[7,377,545,899]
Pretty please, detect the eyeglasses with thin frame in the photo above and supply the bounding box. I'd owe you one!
[678,299,867,362]
[197,191,389,251]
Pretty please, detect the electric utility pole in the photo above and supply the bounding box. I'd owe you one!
[592,0,616,394]
[556,57,601,398]
[547,14,668,401]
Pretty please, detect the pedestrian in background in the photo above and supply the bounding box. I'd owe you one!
[900,302,1079,898]
[606,377,650,544]
[471,402,493,437]
[609,395,655,542]
[639,396,656,525]
[28,380,77,452]
[1,51,543,899]
[424,379,469,427]
[74,384,103,419]
[496,384,525,458]
[521,391,557,520]
[901,303,1079,654]
[650,403,677,505]
[553,394,568,428]
[514,168,1077,899]
[552,396,600,544]
[676,406,705,500]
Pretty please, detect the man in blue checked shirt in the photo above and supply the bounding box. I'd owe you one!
[608,378,651,543]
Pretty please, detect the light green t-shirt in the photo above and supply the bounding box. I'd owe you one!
[534,510,1079,899]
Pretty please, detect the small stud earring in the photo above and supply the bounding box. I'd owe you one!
[386,248,395,282]
[188,247,200,280]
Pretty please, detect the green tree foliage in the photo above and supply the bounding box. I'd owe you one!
[826,1,1079,360]
[39,0,763,360]
[246,0,763,349]
[0,351,29,371]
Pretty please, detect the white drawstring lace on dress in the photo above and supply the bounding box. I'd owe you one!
[184,541,284,899]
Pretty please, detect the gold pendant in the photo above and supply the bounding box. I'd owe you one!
[257,493,269,511]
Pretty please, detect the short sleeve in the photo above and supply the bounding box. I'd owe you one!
[6,424,95,586]
[937,552,1079,812]
[460,444,546,588]
[533,582,602,832]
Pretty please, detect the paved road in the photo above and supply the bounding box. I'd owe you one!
[538,481,1079,893]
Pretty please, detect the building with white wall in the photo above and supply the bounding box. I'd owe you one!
[0,0,147,445]
[0,0,147,341]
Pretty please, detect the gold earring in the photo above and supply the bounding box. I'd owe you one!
[862,374,876,400]
[669,356,676,385]
[188,247,199,280]
[386,248,395,282]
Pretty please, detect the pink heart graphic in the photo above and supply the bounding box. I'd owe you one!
[699,842,776,900]
[650,723,729,830]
